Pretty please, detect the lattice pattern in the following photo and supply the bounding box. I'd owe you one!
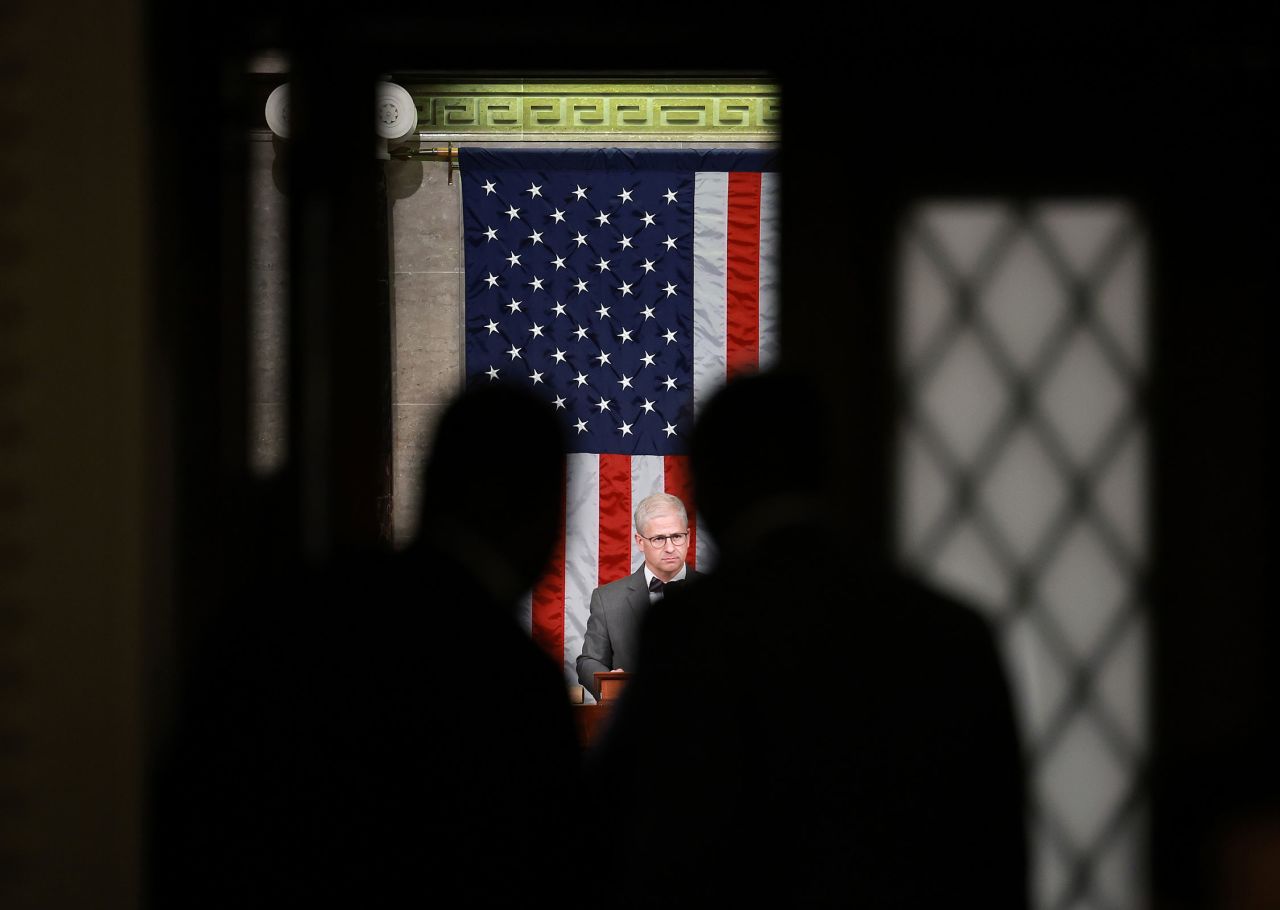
[897,201,1148,910]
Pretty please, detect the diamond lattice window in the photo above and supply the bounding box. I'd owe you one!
[897,201,1148,910]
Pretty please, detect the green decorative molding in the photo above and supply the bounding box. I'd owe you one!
[396,81,779,138]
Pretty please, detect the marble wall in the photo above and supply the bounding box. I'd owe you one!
[386,155,462,546]
[248,137,288,477]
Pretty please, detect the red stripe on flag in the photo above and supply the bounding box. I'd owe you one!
[598,454,632,586]
[663,455,696,569]
[725,171,762,379]
[531,487,566,664]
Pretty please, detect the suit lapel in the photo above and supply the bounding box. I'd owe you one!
[624,566,648,624]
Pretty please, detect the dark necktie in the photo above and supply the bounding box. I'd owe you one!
[648,577,665,595]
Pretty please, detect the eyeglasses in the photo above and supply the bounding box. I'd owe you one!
[638,531,689,547]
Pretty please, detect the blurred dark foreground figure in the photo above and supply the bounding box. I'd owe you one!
[155,383,579,905]
[590,371,1028,907]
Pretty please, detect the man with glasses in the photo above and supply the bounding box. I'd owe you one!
[576,492,698,700]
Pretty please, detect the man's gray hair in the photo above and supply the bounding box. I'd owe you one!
[633,492,688,536]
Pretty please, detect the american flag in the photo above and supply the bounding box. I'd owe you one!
[460,148,779,687]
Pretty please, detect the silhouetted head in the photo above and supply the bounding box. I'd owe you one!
[690,371,835,550]
[416,382,567,601]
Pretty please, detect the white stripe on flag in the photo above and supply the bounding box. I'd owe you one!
[563,453,600,680]
[693,172,728,416]
[695,522,717,574]
[517,590,533,635]
[759,172,781,370]
[630,455,666,572]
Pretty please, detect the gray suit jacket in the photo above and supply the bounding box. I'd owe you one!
[576,566,699,699]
